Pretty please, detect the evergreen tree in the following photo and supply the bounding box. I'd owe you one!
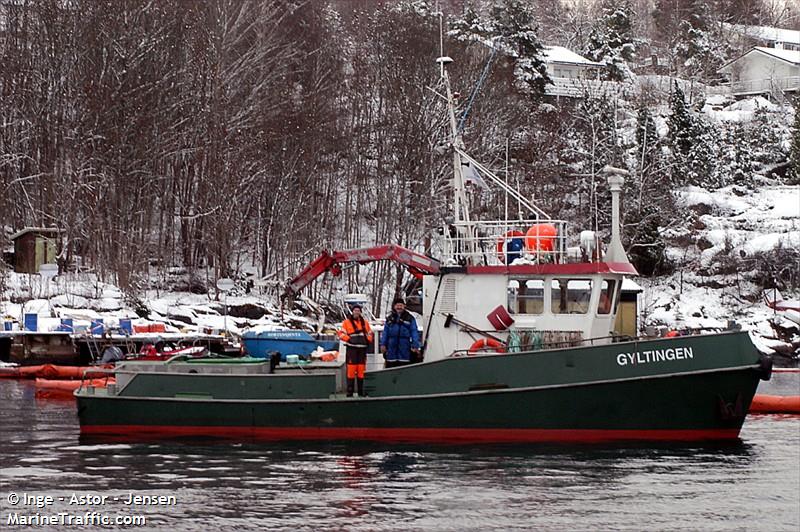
[674,1,728,80]
[654,0,728,79]
[748,107,785,171]
[584,1,635,81]
[653,0,696,43]
[668,86,719,187]
[450,0,551,98]
[718,122,754,187]
[635,106,659,171]
[689,117,721,187]
[791,100,800,185]
[668,86,694,158]
[626,212,669,276]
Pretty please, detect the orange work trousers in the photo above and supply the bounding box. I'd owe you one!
[346,363,366,379]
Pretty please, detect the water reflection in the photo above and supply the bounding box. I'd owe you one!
[1,380,798,531]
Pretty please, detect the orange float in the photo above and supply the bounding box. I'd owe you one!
[0,366,21,379]
[19,365,57,379]
[34,377,115,399]
[749,394,800,414]
[525,224,557,252]
[468,338,506,354]
[1,364,112,380]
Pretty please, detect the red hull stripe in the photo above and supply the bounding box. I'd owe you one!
[80,425,740,443]
[466,262,639,276]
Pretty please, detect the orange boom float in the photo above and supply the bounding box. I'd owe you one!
[0,364,111,380]
[748,394,800,414]
[35,378,115,399]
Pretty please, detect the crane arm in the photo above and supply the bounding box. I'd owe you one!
[283,244,440,299]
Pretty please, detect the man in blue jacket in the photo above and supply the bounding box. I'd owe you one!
[380,298,421,368]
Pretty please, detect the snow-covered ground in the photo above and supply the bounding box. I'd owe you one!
[643,184,800,359]
[0,272,314,338]
[671,185,799,268]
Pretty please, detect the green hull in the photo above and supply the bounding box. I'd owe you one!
[76,332,768,443]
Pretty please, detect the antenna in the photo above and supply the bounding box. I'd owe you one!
[504,138,509,228]
[438,2,445,77]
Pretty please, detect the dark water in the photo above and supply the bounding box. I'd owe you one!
[1,379,798,531]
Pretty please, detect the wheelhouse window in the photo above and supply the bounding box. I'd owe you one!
[597,279,616,314]
[551,279,593,314]
[507,278,545,315]
[614,281,623,314]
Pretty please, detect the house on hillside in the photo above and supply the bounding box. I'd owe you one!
[542,46,602,79]
[541,45,627,98]
[723,23,800,52]
[717,47,800,98]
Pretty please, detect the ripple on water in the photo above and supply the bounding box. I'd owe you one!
[0,379,798,531]
[18,456,61,463]
[60,443,133,452]
[0,466,68,478]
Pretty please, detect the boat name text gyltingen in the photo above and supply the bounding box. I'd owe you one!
[616,347,694,366]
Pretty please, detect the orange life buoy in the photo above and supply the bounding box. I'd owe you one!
[525,224,557,252]
[468,338,506,354]
[496,230,524,263]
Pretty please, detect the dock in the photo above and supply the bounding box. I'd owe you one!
[0,330,237,366]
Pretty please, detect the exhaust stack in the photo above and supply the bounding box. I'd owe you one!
[603,166,630,264]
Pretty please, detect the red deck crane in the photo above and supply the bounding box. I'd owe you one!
[282,244,440,299]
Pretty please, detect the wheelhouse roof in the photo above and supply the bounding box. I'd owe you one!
[453,262,639,276]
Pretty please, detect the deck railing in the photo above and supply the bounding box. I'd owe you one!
[434,219,578,267]
[721,76,800,96]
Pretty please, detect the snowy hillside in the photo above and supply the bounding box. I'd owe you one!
[1,1,799,361]
[640,183,800,359]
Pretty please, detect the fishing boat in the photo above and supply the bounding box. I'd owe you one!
[241,329,339,360]
[75,54,772,443]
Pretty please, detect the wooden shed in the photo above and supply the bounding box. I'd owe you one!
[10,227,61,274]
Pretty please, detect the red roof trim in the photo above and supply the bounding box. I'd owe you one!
[465,262,639,276]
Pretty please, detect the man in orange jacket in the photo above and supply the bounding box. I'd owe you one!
[338,304,374,397]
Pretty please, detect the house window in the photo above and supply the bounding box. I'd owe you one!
[597,279,616,314]
[508,278,545,315]
[551,279,593,314]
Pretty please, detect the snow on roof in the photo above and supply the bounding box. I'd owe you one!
[10,227,62,240]
[753,46,800,64]
[542,46,602,67]
[723,23,800,45]
[719,46,800,72]
[621,278,643,293]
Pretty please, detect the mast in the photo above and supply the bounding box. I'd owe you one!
[440,64,470,227]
